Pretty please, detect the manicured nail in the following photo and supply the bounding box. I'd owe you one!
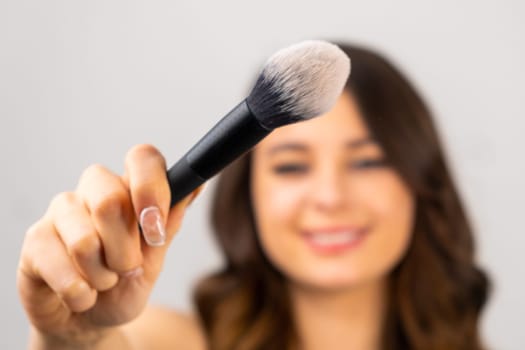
[140,206,166,246]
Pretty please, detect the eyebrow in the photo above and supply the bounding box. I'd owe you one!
[345,137,377,149]
[266,137,377,155]
[266,143,308,155]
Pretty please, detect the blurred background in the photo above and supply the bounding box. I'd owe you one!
[1,0,523,348]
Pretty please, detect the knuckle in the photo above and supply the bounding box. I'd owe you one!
[20,220,54,278]
[91,190,127,220]
[70,233,101,262]
[21,221,49,261]
[49,191,77,212]
[58,279,95,311]
[80,163,107,181]
[77,164,113,193]
[23,218,55,249]
[24,221,45,242]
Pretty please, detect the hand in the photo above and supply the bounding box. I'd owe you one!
[17,144,202,346]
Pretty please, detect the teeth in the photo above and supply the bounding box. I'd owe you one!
[308,231,361,246]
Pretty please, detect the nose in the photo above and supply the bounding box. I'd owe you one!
[308,165,348,212]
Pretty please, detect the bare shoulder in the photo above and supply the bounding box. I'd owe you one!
[122,304,207,350]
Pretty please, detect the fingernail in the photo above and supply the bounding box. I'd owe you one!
[140,206,166,246]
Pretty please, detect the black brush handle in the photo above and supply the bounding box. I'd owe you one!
[167,100,272,207]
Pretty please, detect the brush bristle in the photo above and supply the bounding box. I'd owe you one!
[246,40,351,129]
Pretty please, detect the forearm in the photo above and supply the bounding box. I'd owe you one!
[28,326,134,350]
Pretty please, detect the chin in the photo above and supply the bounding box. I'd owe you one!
[287,266,385,292]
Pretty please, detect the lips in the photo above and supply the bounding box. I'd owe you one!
[302,227,368,254]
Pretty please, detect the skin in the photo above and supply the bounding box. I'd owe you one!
[17,145,206,349]
[17,92,414,350]
[251,91,415,349]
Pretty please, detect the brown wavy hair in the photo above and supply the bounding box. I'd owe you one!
[193,43,491,350]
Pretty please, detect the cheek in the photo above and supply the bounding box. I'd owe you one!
[250,166,312,270]
[252,174,307,234]
[355,171,415,265]
[264,183,305,217]
[358,172,412,218]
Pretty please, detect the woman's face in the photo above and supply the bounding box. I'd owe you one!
[251,92,415,291]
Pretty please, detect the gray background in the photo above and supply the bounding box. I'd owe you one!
[1,0,523,349]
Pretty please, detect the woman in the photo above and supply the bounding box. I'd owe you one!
[17,43,490,349]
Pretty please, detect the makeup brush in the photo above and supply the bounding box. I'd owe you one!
[168,40,351,206]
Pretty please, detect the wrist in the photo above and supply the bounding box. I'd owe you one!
[29,326,118,350]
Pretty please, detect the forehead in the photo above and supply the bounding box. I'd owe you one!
[256,92,369,150]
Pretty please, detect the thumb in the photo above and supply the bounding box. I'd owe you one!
[123,144,205,276]
[139,181,205,249]
[139,185,204,276]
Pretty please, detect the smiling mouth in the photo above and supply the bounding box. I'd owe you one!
[302,227,369,254]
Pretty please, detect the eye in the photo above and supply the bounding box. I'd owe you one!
[349,158,387,170]
[272,163,309,174]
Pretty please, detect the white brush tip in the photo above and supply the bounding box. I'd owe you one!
[249,40,351,128]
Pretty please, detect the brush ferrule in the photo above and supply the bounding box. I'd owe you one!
[187,100,271,177]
